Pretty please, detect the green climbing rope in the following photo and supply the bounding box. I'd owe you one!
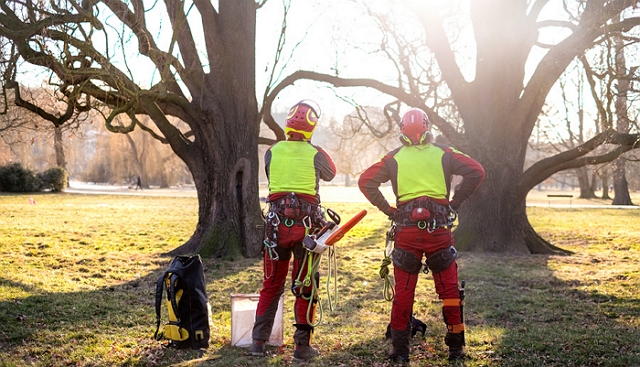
[379,252,395,301]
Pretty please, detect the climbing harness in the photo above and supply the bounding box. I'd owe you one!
[262,193,319,277]
[262,193,366,327]
[379,197,457,301]
[393,197,457,232]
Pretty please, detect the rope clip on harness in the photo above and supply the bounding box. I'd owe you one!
[379,223,396,301]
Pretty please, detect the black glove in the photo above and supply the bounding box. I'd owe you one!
[450,200,461,212]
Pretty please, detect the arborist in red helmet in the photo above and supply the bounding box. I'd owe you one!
[358,108,485,363]
[250,100,336,361]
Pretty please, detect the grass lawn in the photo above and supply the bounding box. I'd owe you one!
[0,193,639,366]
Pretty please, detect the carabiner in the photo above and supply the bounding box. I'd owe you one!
[267,211,281,226]
[426,218,437,233]
[418,220,427,230]
[263,240,280,261]
[284,218,294,227]
[302,215,312,229]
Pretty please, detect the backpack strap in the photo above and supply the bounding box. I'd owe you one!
[154,271,167,340]
[167,273,181,323]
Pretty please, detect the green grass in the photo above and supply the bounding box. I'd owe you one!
[1,193,639,366]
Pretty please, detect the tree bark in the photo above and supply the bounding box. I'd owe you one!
[612,159,632,204]
[451,131,568,254]
[601,170,611,200]
[124,133,145,188]
[53,126,66,169]
[611,35,634,206]
[576,167,597,199]
[174,146,264,259]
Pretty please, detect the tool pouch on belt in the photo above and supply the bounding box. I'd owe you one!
[396,197,453,229]
[426,246,457,273]
[392,248,424,274]
[410,207,431,221]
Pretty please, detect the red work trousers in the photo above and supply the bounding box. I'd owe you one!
[253,223,314,341]
[390,226,461,331]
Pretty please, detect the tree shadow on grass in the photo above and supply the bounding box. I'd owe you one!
[0,253,265,367]
[6,222,638,367]
[460,252,640,367]
[199,244,640,367]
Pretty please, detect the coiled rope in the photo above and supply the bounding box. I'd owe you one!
[379,253,395,301]
[294,245,338,327]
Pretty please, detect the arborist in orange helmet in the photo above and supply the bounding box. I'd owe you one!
[359,107,485,363]
[250,100,336,361]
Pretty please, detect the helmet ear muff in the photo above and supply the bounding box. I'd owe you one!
[419,131,432,145]
[399,134,413,146]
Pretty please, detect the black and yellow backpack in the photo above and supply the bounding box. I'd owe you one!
[154,255,210,349]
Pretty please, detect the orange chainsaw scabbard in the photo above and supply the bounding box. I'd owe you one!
[324,210,368,246]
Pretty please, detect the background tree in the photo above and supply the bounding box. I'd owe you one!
[611,34,637,205]
[265,0,640,254]
[7,83,89,171]
[0,0,306,258]
[327,105,399,185]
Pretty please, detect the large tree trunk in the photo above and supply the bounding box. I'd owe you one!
[165,100,265,259]
[454,166,568,254]
[177,144,264,259]
[169,0,264,258]
[453,139,566,254]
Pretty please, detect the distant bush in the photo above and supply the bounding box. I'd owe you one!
[0,163,41,192]
[37,167,68,192]
[0,163,67,193]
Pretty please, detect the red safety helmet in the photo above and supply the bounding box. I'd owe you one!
[399,108,430,145]
[285,100,321,141]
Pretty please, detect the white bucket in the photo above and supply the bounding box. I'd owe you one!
[230,293,284,347]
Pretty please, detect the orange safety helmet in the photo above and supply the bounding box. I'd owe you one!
[399,108,431,145]
[284,100,321,141]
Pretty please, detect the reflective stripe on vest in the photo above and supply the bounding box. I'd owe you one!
[395,145,447,202]
[269,141,318,196]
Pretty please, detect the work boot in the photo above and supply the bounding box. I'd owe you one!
[445,331,466,360]
[387,353,410,364]
[293,324,318,361]
[448,346,466,360]
[388,323,412,364]
[249,339,265,356]
[293,345,319,361]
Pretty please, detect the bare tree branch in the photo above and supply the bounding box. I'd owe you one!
[518,128,640,193]
[265,69,466,145]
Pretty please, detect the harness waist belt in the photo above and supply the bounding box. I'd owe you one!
[394,197,453,229]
